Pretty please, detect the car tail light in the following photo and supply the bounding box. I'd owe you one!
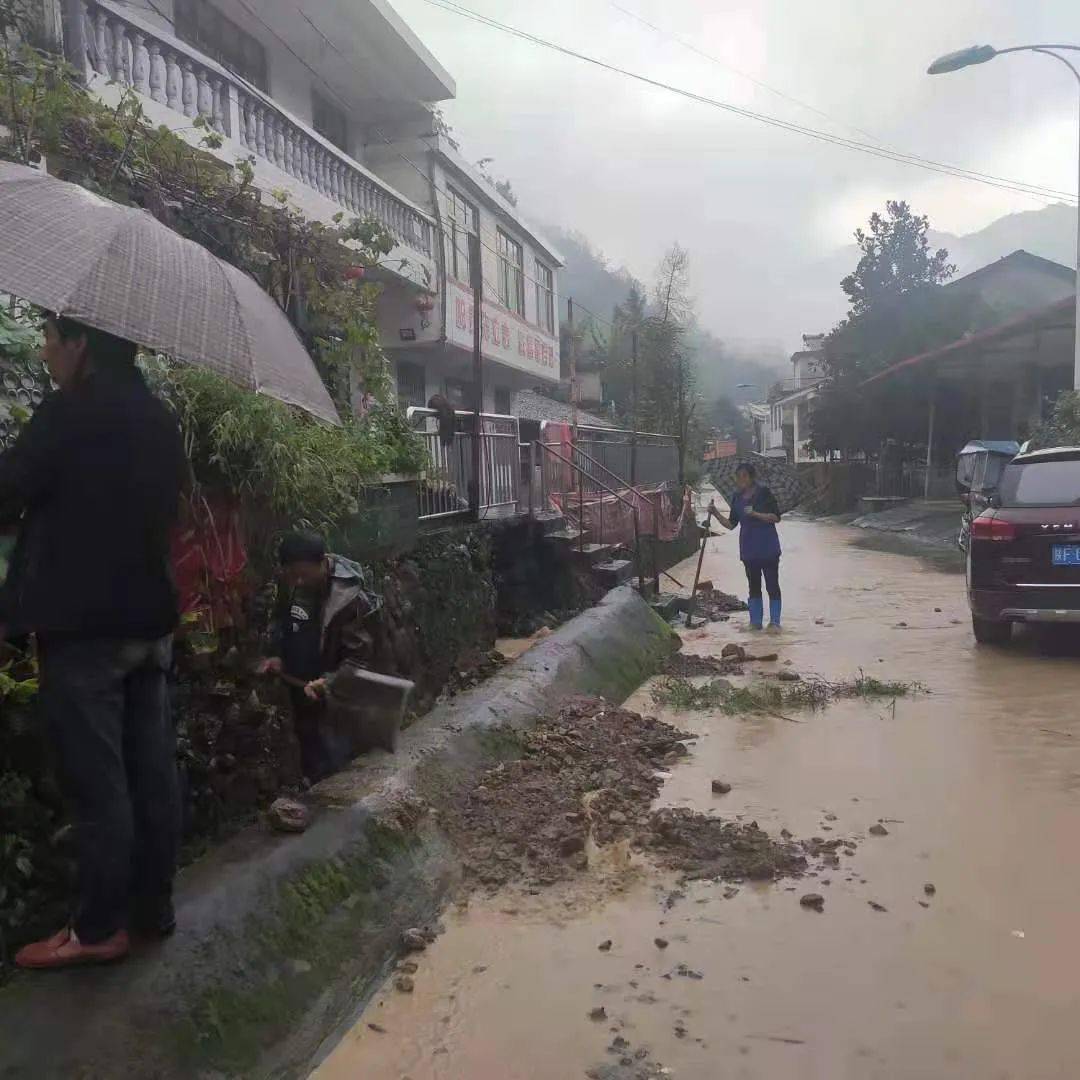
[970,515,1017,542]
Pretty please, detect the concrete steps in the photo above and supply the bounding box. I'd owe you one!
[593,559,635,589]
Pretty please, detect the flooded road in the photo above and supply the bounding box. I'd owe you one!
[313,518,1080,1080]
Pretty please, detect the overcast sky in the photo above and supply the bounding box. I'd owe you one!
[391,0,1080,351]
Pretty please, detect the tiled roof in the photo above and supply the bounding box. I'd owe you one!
[514,389,616,428]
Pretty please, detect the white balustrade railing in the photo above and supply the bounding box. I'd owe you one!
[66,0,433,257]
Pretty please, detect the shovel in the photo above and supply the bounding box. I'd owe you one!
[271,666,414,755]
[325,665,414,754]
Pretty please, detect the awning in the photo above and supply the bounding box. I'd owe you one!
[862,295,1075,387]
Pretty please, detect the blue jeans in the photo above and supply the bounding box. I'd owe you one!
[38,635,179,943]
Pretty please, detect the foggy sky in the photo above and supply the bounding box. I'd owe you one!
[391,0,1080,353]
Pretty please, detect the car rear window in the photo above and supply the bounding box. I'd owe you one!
[1000,459,1080,506]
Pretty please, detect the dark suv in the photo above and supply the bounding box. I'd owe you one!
[967,447,1080,644]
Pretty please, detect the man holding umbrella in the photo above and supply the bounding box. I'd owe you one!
[3,315,187,969]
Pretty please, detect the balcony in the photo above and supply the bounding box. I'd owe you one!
[63,0,435,272]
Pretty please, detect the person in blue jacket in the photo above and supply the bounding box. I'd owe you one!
[709,462,783,632]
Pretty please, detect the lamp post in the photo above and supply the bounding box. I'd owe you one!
[928,43,1080,388]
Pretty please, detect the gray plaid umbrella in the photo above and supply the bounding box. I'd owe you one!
[0,162,339,424]
[707,454,805,514]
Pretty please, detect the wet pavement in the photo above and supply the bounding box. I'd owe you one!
[312,518,1080,1080]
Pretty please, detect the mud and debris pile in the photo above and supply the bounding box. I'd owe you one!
[430,698,692,889]
[644,807,814,882]
[694,586,748,620]
[662,652,744,678]
[429,696,845,893]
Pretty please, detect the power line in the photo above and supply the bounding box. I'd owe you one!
[608,0,887,148]
[419,0,1077,205]
[608,0,1080,202]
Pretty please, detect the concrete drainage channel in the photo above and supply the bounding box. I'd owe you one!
[0,587,678,1080]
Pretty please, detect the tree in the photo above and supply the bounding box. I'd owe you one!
[809,201,969,458]
[840,200,955,319]
[641,244,697,482]
[706,395,753,451]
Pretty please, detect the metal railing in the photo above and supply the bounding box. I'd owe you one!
[66,0,434,256]
[536,440,645,593]
[408,408,520,520]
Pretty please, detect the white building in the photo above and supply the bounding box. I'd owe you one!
[367,134,563,415]
[50,0,560,416]
[762,333,826,462]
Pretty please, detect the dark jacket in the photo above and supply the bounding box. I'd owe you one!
[271,555,381,675]
[0,367,187,639]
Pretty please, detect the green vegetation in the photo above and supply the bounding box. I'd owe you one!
[1031,390,1080,450]
[652,672,924,713]
[147,361,425,538]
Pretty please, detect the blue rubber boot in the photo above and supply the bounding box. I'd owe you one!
[769,595,782,629]
[748,597,764,630]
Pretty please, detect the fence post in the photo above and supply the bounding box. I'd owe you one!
[633,508,645,595]
[653,494,661,593]
[578,455,585,553]
[527,440,536,518]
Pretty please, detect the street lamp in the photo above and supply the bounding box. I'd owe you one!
[928,43,1080,388]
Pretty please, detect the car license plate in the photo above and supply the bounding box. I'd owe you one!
[1052,544,1080,566]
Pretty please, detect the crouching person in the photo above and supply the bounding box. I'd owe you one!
[258,532,380,783]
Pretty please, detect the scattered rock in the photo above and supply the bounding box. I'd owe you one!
[654,937,669,949]
[868,824,889,837]
[918,901,930,908]
[589,1006,608,1022]
[723,886,739,899]
[598,940,613,952]
[393,974,415,993]
[267,797,310,833]
[608,810,628,825]
[868,901,888,912]
[721,643,747,660]
[800,893,825,912]
[675,963,703,980]
[711,779,732,795]
[559,835,586,857]
[924,883,936,896]
[824,813,837,822]
[401,928,428,952]
[398,960,419,974]
[776,670,801,682]
[368,1023,387,1034]
[934,607,942,613]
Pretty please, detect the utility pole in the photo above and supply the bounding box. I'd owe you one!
[568,297,578,444]
[630,329,639,486]
[469,231,483,519]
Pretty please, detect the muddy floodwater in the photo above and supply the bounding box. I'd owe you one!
[312,519,1080,1080]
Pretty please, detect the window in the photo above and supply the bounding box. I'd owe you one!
[494,386,513,415]
[497,229,524,316]
[1001,457,1080,506]
[175,0,268,91]
[534,260,554,334]
[447,188,477,285]
[312,92,348,153]
[396,361,426,411]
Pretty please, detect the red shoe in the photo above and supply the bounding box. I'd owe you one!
[15,926,130,970]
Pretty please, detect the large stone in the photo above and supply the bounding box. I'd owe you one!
[267,797,310,834]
